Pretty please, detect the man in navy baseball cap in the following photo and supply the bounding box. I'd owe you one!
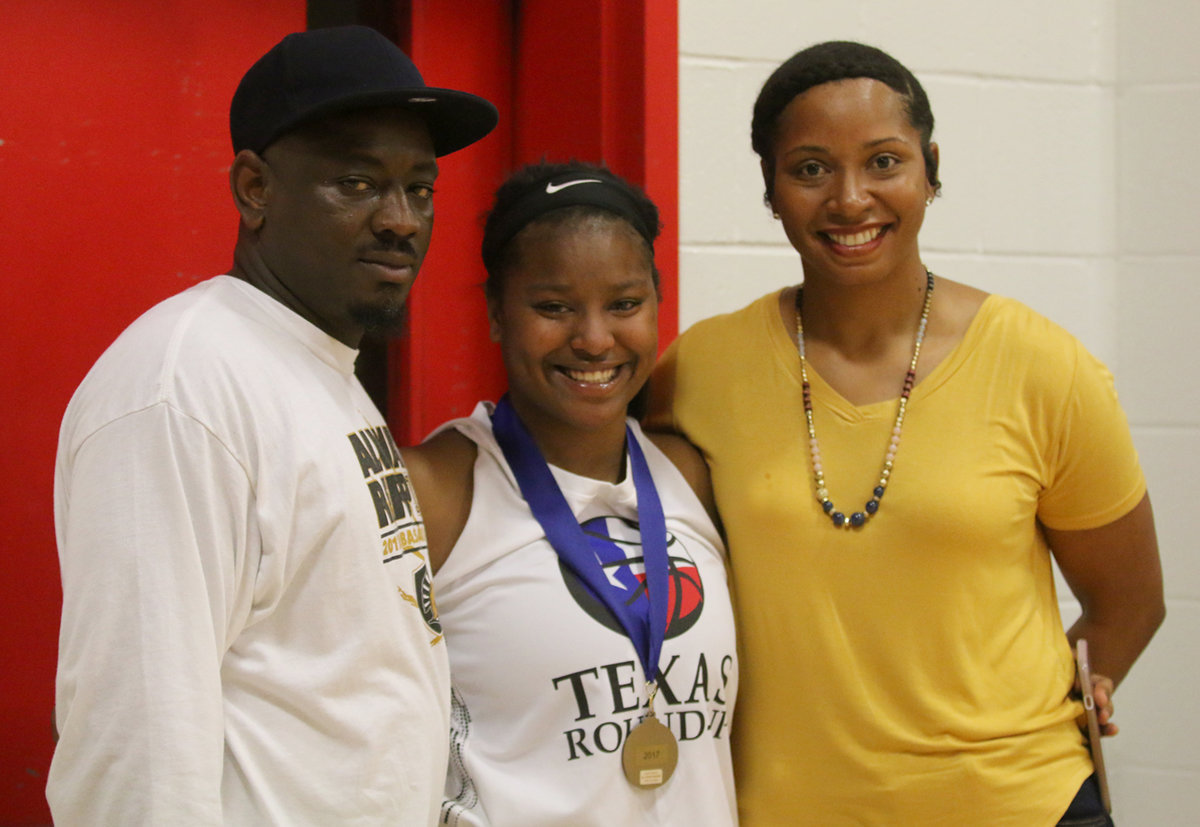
[230,25,498,157]
[49,27,496,824]
[225,25,499,345]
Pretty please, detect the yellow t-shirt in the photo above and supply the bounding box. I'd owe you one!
[647,291,1145,826]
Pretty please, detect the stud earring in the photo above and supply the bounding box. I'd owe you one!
[925,195,934,206]
[772,211,780,220]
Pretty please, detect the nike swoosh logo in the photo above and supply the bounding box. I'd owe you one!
[545,178,602,194]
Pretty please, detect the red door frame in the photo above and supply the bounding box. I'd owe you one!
[394,0,678,444]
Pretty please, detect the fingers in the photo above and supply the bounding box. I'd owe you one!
[1092,673,1118,737]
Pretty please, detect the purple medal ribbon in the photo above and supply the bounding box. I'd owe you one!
[491,395,669,682]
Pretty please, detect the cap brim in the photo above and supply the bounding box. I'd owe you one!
[261,87,499,157]
[403,87,500,156]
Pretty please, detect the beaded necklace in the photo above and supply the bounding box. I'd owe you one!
[795,269,935,529]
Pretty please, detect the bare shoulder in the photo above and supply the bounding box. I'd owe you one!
[919,276,990,377]
[400,429,477,574]
[645,431,720,528]
[403,428,477,476]
[646,431,704,479]
[934,276,989,334]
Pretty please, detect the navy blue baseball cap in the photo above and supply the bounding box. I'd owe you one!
[230,25,499,156]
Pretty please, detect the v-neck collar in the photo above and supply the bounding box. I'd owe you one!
[764,288,1000,421]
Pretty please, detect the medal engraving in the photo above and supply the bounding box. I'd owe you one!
[622,714,678,789]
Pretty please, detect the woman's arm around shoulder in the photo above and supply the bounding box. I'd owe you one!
[646,431,722,533]
[401,429,477,575]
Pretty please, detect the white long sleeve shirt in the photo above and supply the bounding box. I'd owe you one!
[51,276,449,826]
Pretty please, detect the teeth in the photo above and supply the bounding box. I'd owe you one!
[564,367,619,384]
[827,227,882,247]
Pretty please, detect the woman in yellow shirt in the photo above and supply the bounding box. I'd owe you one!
[648,40,1164,826]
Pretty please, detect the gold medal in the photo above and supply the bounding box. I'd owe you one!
[622,682,678,789]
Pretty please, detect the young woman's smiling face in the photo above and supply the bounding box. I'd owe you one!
[768,77,937,286]
[489,215,658,442]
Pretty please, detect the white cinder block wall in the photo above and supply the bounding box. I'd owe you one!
[677,0,1199,820]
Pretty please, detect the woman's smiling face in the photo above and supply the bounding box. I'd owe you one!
[768,77,937,286]
[489,215,658,441]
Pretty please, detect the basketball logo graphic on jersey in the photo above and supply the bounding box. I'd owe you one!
[558,515,704,638]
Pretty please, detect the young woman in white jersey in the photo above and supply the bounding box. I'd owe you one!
[403,161,738,826]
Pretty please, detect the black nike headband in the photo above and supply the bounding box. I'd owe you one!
[483,174,658,261]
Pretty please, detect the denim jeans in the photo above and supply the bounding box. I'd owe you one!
[1056,774,1114,826]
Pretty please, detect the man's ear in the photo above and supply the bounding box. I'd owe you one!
[230,149,268,232]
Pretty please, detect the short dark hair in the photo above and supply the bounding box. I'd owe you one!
[480,160,661,302]
[751,41,941,204]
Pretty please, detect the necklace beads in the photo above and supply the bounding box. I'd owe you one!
[795,270,935,529]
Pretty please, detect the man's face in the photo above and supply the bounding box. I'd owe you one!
[254,109,438,347]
